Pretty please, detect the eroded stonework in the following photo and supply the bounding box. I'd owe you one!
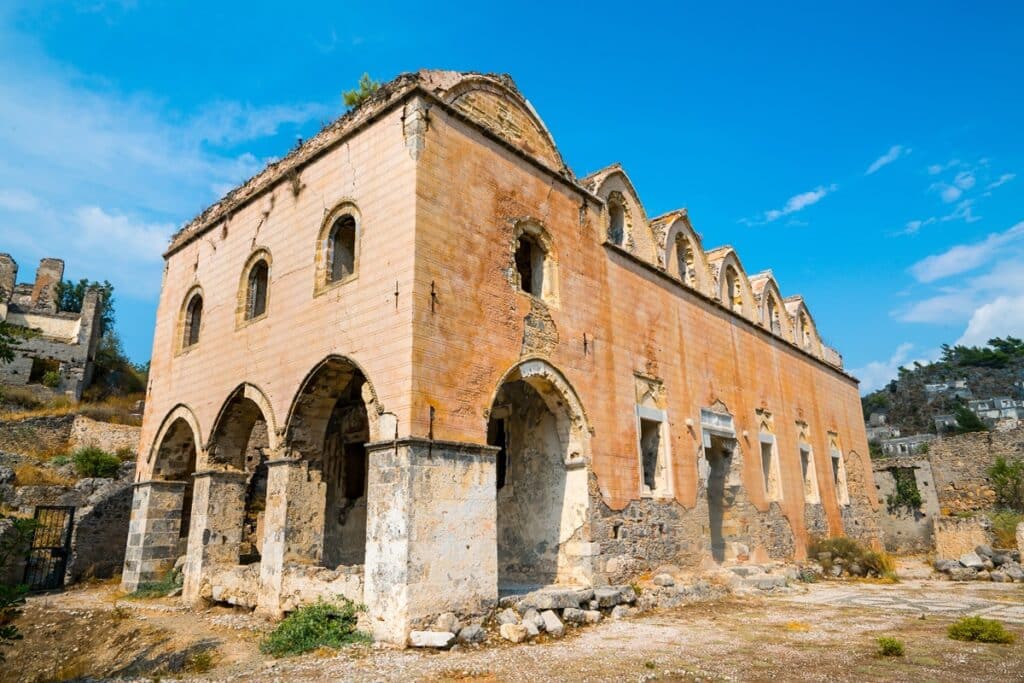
[124,70,878,645]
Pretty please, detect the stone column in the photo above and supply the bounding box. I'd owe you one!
[121,480,187,592]
[182,470,247,605]
[256,458,326,616]
[363,438,498,644]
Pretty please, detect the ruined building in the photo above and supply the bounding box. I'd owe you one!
[0,255,103,400]
[122,70,879,643]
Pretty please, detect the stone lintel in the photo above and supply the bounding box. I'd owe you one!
[133,479,188,490]
[364,437,500,457]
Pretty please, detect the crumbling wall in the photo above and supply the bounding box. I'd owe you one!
[66,479,132,582]
[838,450,882,547]
[926,427,1024,514]
[69,416,141,456]
[871,457,941,553]
[935,516,994,559]
[0,415,75,457]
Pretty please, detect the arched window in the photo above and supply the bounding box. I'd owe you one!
[246,260,269,320]
[515,234,544,295]
[607,197,625,246]
[328,215,357,283]
[675,235,696,287]
[183,293,203,347]
[799,311,813,350]
[766,296,781,335]
[725,267,743,313]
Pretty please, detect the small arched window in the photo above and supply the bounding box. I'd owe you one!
[725,267,743,313]
[515,234,545,296]
[328,215,357,283]
[246,260,269,320]
[183,294,203,347]
[608,198,625,246]
[766,296,781,335]
[675,235,697,287]
[799,312,813,349]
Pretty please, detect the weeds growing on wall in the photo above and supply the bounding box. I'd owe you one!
[948,616,1015,644]
[128,569,183,599]
[260,598,370,657]
[886,468,923,513]
[990,510,1024,548]
[72,447,121,478]
[989,457,1024,512]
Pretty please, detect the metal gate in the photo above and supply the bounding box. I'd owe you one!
[23,505,75,591]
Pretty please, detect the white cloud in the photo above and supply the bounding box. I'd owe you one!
[866,145,910,175]
[986,173,1016,192]
[953,170,976,191]
[928,159,960,175]
[851,342,938,394]
[957,295,1024,346]
[930,181,963,203]
[896,291,979,323]
[909,221,1024,283]
[758,184,838,223]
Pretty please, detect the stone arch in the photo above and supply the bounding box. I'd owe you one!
[785,297,823,358]
[283,355,381,567]
[314,201,361,294]
[486,357,592,587]
[751,273,793,340]
[709,249,756,321]
[593,167,659,264]
[205,383,279,470]
[148,405,202,544]
[441,74,568,174]
[236,247,272,326]
[662,216,712,295]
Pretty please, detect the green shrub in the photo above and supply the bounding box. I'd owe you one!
[947,616,1015,644]
[989,457,1024,512]
[72,446,121,478]
[876,636,904,657]
[128,569,183,599]
[886,467,923,513]
[41,370,61,388]
[991,510,1024,548]
[260,598,370,657]
[114,447,136,461]
[808,536,897,580]
[50,455,69,467]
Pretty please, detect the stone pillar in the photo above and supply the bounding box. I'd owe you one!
[182,470,247,605]
[256,458,326,615]
[363,438,498,644]
[0,253,16,321]
[121,480,187,592]
[30,257,63,313]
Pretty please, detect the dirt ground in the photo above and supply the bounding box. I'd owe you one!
[3,578,1024,682]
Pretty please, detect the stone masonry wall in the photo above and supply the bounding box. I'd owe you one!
[0,415,75,457]
[69,416,141,456]
[927,427,1024,514]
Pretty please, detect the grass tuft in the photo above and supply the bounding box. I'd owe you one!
[128,570,183,599]
[71,446,121,478]
[260,598,370,657]
[13,463,72,486]
[947,616,1015,644]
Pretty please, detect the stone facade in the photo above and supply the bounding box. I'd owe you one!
[0,255,104,400]
[124,70,877,644]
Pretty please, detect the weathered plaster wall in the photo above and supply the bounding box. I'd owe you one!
[871,457,941,553]
[137,103,419,479]
[935,516,994,559]
[409,102,877,568]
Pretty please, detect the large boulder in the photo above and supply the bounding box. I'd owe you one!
[949,567,978,581]
[409,630,455,648]
[540,610,564,637]
[499,623,528,643]
[959,551,985,569]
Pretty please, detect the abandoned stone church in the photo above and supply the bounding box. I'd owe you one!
[122,70,879,643]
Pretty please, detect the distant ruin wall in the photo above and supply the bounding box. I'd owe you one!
[927,428,1024,514]
[69,416,141,456]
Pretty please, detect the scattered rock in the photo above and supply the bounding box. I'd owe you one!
[949,567,978,581]
[653,573,675,587]
[990,571,1009,583]
[496,608,519,626]
[934,559,958,573]
[457,624,486,644]
[975,544,994,559]
[1003,564,1024,581]
[977,570,991,581]
[583,610,602,624]
[610,605,632,620]
[525,588,593,611]
[728,566,763,578]
[540,610,563,637]
[747,575,787,591]
[409,630,455,648]
[562,607,585,625]
[523,608,544,630]
[499,623,528,644]
[959,551,985,569]
[434,612,462,635]
[523,619,540,638]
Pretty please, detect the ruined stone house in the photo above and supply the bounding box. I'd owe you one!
[122,70,879,643]
[0,255,104,400]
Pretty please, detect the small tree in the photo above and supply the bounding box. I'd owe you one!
[0,322,18,364]
[0,517,37,662]
[989,457,1024,512]
[953,405,987,433]
[342,73,380,108]
[72,446,121,478]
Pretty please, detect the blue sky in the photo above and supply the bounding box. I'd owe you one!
[1,1,1021,393]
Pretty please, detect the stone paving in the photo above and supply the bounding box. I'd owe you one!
[781,579,1024,623]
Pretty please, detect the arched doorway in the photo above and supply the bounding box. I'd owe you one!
[487,359,590,590]
[152,415,199,544]
[207,387,272,565]
[285,356,375,567]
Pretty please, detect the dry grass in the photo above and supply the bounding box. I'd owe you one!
[0,393,143,426]
[783,620,810,632]
[14,463,73,487]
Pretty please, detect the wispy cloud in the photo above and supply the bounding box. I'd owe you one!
[957,295,1024,345]
[927,159,960,175]
[851,342,939,394]
[985,173,1016,193]
[909,221,1024,283]
[743,184,838,225]
[866,145,910,175]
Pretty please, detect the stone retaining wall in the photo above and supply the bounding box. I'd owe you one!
[927,427,1024,514]
[69,416,141,456]
[935,516,993,559]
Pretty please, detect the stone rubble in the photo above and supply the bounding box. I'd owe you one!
[933,545,1023,582]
